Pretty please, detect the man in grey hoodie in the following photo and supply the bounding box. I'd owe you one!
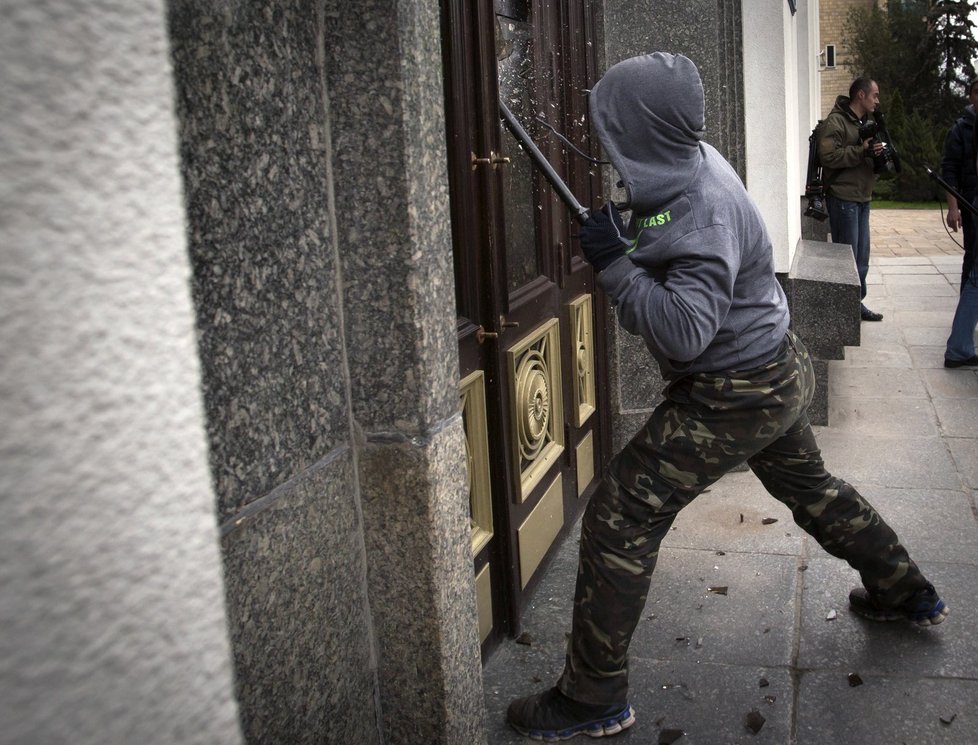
[507,53,947,742]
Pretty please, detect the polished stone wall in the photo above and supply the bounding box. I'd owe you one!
[321,2,487,741]
[168,1,485,743]
[167,3,380,742]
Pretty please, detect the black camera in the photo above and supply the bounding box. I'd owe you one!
[858,115,900,174]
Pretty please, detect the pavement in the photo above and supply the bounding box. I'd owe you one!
[482,209,978,745]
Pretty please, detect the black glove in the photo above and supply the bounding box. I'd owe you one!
[579,202,631,272]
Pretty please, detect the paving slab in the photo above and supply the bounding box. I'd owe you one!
[662,470,804,557]
[920,368,978,398]
[835,344,913,367]
[884,282,957,298]
[629,548,799,669]
[907,344,950,369]
[946,438,978,490]
[813,431,961,491]
[877,264,940,274]
[624,661,794,745]
[874,295,957,312]
[903,326,952,346]
[797,560,977,679]
[871,256,935,265]
[932,396,978,437]
[795,673,978,745]
[928,253,966,265]
[827,365,928,399]
[826,396,938,436]
[850,320,902,348]
[892,310,961,327]
[880,272,951,284]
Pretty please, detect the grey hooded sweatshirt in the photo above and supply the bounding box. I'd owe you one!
[591,53,789,380]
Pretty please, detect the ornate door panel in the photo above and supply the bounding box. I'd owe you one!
[443,0,609,656]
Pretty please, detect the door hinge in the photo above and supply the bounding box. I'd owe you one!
[471,151,512,170]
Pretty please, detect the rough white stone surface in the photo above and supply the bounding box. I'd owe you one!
[0,1,242,743]
[742,0,809,274]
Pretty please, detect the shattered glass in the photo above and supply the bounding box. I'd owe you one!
[495,2,540,292]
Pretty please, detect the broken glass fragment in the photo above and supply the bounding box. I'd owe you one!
[744,709,766,734]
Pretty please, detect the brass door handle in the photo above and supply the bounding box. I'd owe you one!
[476,326,498,344]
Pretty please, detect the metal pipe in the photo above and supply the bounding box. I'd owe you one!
[926,167,978,217]
[498,98,591,225]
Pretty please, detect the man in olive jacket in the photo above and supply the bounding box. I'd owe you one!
[818,77,887,321]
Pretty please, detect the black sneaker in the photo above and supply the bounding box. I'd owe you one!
[506,687,635,741]
[860,304,883,322]
[944,355,978,368]
[849,585,949,626]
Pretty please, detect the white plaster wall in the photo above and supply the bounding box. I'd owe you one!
[0,2,242,743]
[798,1,823,183]
[742,0,806,272]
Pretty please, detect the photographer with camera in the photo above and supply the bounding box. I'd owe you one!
[940,76,978,291]
[818,77,890,322]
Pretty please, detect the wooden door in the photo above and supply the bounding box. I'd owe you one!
[443,0,609,657]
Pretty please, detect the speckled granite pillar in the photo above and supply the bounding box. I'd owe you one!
[168,1,485,743]
[322,1,487,743]
[597,1,745,446]
[168,2,381,743]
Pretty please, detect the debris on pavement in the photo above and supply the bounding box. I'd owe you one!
[744,709,766,734]
[707,586,728,595]
[515,632,532,646]
[847,673,863,687]
[940,713,956,726]
[661,682,695,700]
[761,517,778,525]
[758,677,770,688]
[826,609,837,621]
[658,728,685,744]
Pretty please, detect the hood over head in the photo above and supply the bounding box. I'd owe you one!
[589,53,706,213]
[832,95,858,119]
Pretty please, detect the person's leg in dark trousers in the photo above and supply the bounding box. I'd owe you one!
[960,208,975,291]
[747,416,929,606]
[556,333,934,707]
[828,196,867,299]
[856,200,872,297]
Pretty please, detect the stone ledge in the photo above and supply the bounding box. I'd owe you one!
[788,239,861,361]
[786,239,861,425]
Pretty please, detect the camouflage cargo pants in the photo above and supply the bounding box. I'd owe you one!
[557,331,929,705]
